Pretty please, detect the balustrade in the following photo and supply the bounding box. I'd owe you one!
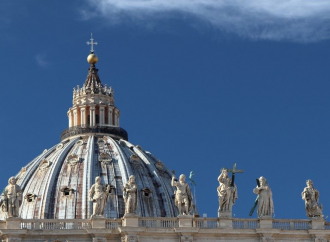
[15,218,320,231]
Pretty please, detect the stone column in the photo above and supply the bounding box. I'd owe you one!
[90,105,95,126]
[73,109,78,127]
[80,107,86,126]
[99,105,105,125]
[108,106,113,126]
[117,110,120,126]
[68,110,72,128]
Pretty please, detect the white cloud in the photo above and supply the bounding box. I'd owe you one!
[85,0,330,42]
[35,54,49,68]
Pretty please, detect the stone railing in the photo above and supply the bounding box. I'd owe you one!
[138,217,179,228]
[272,219,310,230]
[106,219,122,229]
[20,219,92,230]
[232,218,259,229]
[1,217,326,231]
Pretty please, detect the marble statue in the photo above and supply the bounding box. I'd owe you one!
[217,168,237,217]
[89,176,110,217]
[123,175,138,215]
[171,174,193,215]
[301,179,323,218]
[1,177,22,218]
[253,176,274,218]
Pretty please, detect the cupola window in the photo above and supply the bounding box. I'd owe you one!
[142,188,152,197]
[61,187,74,197]
[25,193,36,203]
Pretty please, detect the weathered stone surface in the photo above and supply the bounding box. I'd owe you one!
[172,174,193,216]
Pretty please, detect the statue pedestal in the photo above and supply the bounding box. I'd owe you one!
[6,217,22,229]
[178,215,193,227]
[218,211,232,219]
[218,218,233,229]
[311,217,325,230]
[91,216,106,229]
[122,214,139,227]
[259,218,273,229]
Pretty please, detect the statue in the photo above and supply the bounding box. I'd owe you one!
[217,168,237,217]
[171,174,193,215]
[123,175,138,215]
[1,177,22,218]
[301,179,323,218]
[253,176,274,218]
[89,176,110,217]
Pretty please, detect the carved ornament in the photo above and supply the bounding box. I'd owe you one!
[67,154,79,166]
[76,140,83,146]
[39,159,51,171]
[130,154,141,166]
[99,152,112,166]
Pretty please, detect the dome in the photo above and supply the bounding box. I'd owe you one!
[4,46,179,220]
[15,136,177,219]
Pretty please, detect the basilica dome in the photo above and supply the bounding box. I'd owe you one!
[5,49,178,220]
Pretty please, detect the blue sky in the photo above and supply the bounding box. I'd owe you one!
[1,0,330,219]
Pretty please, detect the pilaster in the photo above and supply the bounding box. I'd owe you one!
[80,106,86,126]
[99,105,105,125]
[73,108,78,126]
[90,105,95,126]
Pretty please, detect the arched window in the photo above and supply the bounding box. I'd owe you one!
[95,114,99,125]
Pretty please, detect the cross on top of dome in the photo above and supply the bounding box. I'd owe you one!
[86,33,98,53]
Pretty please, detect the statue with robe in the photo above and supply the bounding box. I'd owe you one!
[89,176,110,217]
[171,174,193,215]
[253,176,274,218]
[301,179,323,218]
[217,168,237,217]
[123,175,138,215]
[1,177,22,218]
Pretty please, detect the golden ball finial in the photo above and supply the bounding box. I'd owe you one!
[87,53,98,64]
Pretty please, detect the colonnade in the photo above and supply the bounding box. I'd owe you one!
[68,105,120,128]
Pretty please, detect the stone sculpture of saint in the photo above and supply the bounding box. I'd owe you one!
[1,176,22,218]
[217,169,237,217]
[171,174,193,215]
[89,176,110,217]
[301,179,323,218]
[123,175,138,215]
[253,176,274,218]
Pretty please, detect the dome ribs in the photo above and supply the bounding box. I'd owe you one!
[53,141,84,219]
[43,139,78,219]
